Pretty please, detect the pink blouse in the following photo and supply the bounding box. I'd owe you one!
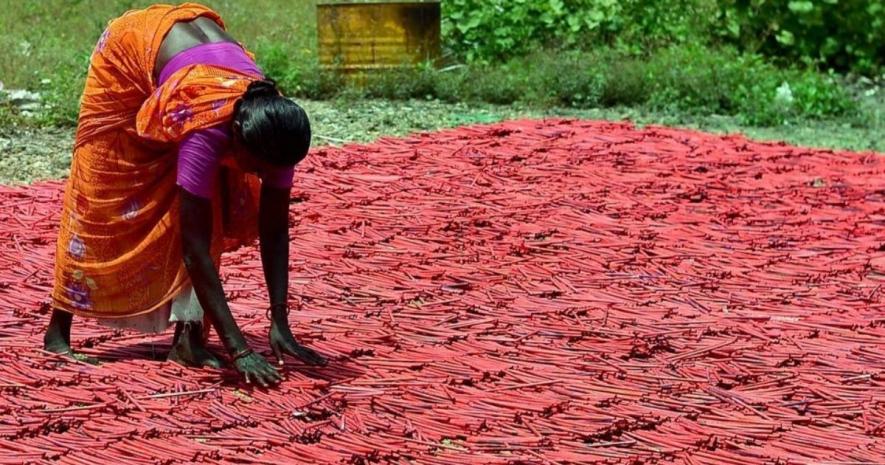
[158,42,295,199]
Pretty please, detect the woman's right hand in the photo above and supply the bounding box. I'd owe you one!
[233,350,282,386]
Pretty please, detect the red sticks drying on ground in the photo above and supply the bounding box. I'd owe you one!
[0,119,883,464]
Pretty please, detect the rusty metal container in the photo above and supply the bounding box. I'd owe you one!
[317,0,441,74]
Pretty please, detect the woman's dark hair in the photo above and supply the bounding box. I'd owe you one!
[233,79,311,167]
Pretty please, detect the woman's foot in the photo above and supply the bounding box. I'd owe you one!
[168,322,224,368]
[44,346,101,364]
[44,308,72,349]
[42,308,99,364]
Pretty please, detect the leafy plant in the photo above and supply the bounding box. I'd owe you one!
[715,0,884,74]
[442,0,622,63]
[442,0,882,74]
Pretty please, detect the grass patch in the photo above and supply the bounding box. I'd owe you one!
[1,0,316,124]
[301,46,863,127]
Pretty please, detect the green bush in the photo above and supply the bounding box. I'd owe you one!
[292,45,857,126]
[648,46,852,125]
[458,65,527,105]
[442,0,623,62]
[598,55,649,107]
[442,0,721,63]
[613,1,719,53]
[254,41,346,100]
[442,0,883,75]
[642,45,855,125]
[644,46,750,114]
[716,0,884,75]
[539,51,606,107]
[362,64,439,100]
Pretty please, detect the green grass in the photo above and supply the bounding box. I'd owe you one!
[339,46,866,127]
[0,0,316,124]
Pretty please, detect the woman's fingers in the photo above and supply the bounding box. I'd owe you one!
[288,344,327,366]
[259,363,280,382]
[255,357,281,386]
[239,354,282,387]
[270,341,284,366]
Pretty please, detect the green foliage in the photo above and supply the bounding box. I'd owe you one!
[643,45,854,125]
[361,63,439,101]
[597,55,649,107]
[443,0,883,74]
[0,0,316,126]
[442,0,721,63]
[612,1,720,53]
[35,57,89,126]
[292,46,858,127]
[442,0,622,62]
[716,0,884,75]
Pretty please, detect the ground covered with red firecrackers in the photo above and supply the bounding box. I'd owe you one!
[1,119,883,464]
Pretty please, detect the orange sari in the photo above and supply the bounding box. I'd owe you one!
[52,3,262,319]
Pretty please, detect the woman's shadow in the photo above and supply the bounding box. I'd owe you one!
[91,331,364,386]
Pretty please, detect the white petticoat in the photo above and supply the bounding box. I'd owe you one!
[98,285,204,333]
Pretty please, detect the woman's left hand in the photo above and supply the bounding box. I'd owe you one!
[269,321,327,366]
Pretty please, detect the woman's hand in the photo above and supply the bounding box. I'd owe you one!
[232,349,283,386]
[269,321,327,366]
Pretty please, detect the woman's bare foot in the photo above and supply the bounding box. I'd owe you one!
[167,322,223,368]
[43,309,100,364]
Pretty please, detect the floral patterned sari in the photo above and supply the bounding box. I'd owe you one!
[52,3,262,319]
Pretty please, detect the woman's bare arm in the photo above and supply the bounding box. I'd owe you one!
[180,188,282,384]
[259,184,326,366]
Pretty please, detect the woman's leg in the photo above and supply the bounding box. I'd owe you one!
[43,309,99,363]
[43,309,72,353]
[168,321,223,368]
[167,287,223,368]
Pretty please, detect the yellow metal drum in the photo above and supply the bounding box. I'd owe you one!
[317,0,441,74]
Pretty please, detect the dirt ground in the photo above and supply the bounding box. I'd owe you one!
[1,99,882,185]
[0,126,71,184]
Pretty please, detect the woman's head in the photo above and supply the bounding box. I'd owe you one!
[232,79,311,170]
